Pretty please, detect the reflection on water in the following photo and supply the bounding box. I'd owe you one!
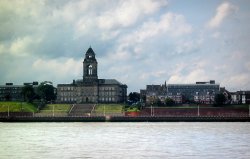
[0,122,250,159]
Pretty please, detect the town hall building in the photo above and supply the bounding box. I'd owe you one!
[57,47,127,103]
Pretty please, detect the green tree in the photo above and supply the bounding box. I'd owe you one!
[165,98,175,106]
[37,81,56,102]
[156,98,164,106]
[214,93,226,106]
[21,85,35,102]
[4,94,12,101]
[128,92,140,102]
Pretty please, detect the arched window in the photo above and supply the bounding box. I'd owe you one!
[88,65,93,75]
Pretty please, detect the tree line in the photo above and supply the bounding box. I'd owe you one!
[21,81,56,103]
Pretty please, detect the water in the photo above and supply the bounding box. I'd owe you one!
[0,122,250,159]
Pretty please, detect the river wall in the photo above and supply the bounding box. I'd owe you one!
[1,116,250,122]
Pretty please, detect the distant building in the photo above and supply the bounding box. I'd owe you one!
[230,91,250,104]
[142,80,220,105]
[0,82,39,101]
[56,47,127,103]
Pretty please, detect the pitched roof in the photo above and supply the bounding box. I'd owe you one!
[86,47,95,54]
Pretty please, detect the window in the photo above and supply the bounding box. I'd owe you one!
[88,65,93,75]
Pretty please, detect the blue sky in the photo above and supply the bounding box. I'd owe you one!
[0,0,250,93]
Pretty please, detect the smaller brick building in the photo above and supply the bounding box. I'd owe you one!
[0,82,39,101]
[142,80,220,105]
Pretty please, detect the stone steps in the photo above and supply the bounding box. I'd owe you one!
[68,104,94,116]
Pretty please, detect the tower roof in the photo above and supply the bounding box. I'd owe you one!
[86,47,95,54]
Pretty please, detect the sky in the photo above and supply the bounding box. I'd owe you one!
[0,0,250,93]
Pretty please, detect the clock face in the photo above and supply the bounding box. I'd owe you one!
[89,55,92,58]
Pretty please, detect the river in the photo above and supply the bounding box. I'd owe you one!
[0,122,250,159]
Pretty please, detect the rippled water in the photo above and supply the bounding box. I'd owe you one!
[0,122,250,159]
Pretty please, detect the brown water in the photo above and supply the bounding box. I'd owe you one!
[0,122,250,159]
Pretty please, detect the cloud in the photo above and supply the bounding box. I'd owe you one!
[167,60,209,84]
[110,12,193,63]
[223,74,249,91]
[211,32,221,38]
[208,2,238,28]
[0,44,6,54]
[9,36,42,56]
[0,0,250,93]
[139,70,167,81]
[32,58,82,83]
[174,38,203,55]
[121,12,192,44]
[65,0,168,39]
[97,0,167,30]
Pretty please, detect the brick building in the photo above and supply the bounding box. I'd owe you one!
[57,47,127,103]
[0,82,39,101]
[141,80,220,105]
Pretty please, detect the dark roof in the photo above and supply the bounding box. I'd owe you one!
[99,79,123,85]
[146,85,161,90]
[57,84,74,86]
[86,47,95,54]
[58,79,125,86]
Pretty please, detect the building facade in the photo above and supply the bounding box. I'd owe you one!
[142,80,220,105]
[57,47,127,103]
[0,82,39,101]
[230,91,250,104]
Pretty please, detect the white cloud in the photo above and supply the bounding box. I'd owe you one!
[139,70,167,80]
[211,32,221,38]
[167,69,208,84]
[59,0,92,22]
[97,0,167,30]
[222,74,249,91]
[9,36,42,56]
[71,0,168,39]
[208,2,238,28]
[110,12,192,63]
[120,12,192,45]
[0,44,6,54]
[175,38,203,54]
[0,0,250,93]
[32,58,82,83]
[245,62,250,72]
[0,0,45,19]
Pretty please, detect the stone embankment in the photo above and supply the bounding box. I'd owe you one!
[1,116,250,122]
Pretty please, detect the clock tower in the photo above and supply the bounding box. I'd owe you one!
[83,47,98,85]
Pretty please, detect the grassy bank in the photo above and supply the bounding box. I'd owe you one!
[39,104,71,113]
[0,101,37,112]
[94,104,124,114]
